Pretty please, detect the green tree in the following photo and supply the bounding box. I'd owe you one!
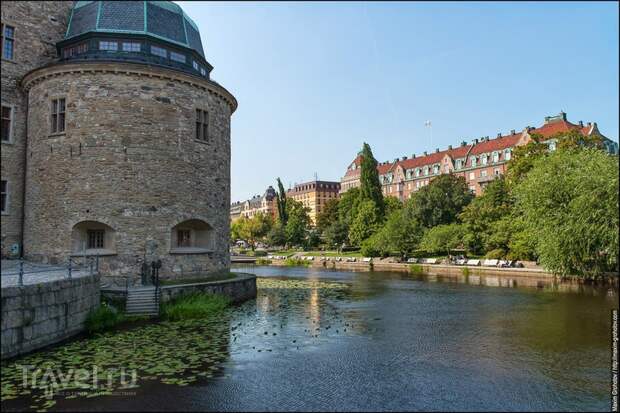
[362,208,423,257]
[338,187,362,227]
[505,136,548,189]
[384,196,403,216]
[407,174,473,229]
[275,177,288,226]
[359,143,385,219]
[230,213,272,250]
[514,148,619,278]
[316,198,340,232]
[285,199,311,247]
[459,178,512,254]
[348,200,382,246]
[419,224,466,256]
[266,223,287,248]
[323,221,349,250]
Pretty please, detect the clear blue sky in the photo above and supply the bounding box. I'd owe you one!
[177,1,619,202]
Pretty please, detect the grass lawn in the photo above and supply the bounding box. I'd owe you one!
[301,250,363,257]
[266,249,303,257]
[160,272,237,286]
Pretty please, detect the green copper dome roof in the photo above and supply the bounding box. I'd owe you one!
[66,1,205,58]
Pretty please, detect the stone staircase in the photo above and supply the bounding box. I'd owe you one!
[125,286,160,316]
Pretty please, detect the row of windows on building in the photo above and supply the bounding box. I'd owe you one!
[62,40,209,77]
[1,101,210,141]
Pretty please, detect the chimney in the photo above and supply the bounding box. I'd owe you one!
[510,129,516,135]
[461,141,467,147]
[435,148,439,153]
[423,151,428,156]
[579,121,583,127]
[485,136,490,142]
[497,133,502,138]
[448,145,453,150]
[473,138,479,145]
[411,154,416,159]
[394,158,399,163]
[587,122,591,126]
[401,156,407,161]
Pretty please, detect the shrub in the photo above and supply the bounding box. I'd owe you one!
[284,257,310,267]
[84,303,125,334]
[484,249,506,259]
[161,293,230,321]
[255,258,272,265]
[253,250,268,257]
[409,264,424,275]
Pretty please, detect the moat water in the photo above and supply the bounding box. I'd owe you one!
[1,266,616,412]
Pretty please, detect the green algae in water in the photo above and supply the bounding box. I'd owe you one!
[1,279,351,412]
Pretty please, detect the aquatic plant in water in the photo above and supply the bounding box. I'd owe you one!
[1,278,351,412]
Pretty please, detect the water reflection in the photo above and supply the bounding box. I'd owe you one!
[2,266,616,412]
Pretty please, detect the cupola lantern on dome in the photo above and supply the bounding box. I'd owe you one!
[57,1,213,79]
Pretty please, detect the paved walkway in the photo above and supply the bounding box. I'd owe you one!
[1,259,90,288]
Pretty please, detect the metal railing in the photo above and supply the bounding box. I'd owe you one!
[1,254,100,287]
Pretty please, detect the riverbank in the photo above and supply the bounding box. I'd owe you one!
[263,257,619,289]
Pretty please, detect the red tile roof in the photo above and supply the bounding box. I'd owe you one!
[341,114,597,181]
[530,120,591,139]
[469,133,522,155]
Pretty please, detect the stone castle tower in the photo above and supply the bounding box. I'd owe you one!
[1,1,237,284]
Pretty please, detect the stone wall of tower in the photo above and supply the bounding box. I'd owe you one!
[22,62,235,283]
[0,1,72,257]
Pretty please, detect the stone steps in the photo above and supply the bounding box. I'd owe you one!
[125,287,160,316]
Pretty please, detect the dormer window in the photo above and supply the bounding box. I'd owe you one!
[504,149,512,161]
[122,42,141,52]
[481,155,488,165]
[424,167,429,176]
[170,51,186,63]
[99,41,118,51]
[415,168,420,177]
[492,152,499,163]
[151,45,167,58]
[549,141,557,151]
[433,165,440,174]
[455,159,462,169]
[471,157,477,167]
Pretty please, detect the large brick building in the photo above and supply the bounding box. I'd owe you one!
[287,180,341,225]
[341,112,617,199]
[230,186,278,222]
[1,1,236,284]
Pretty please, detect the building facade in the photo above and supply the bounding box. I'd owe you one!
[341,112,617,199]
[230,186,277,222]
[287,180,341,225]
[1,1,237,284]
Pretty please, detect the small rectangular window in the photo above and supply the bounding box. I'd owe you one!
[151,45,167,58]
[122,42,141,52]
[1,24,15,60]
[195,109,209,141]
[99,41,118,51]
[200,67,206,76]
[177,229,191,247]
[87,229,105,249]
[51,98,66,134]
[1,105,12,142]
[192,61,198,70]
[170,51,186,63]
[0,180,7,213]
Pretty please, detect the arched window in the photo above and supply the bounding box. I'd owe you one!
[170,219,214,253]
[71,221,116,255]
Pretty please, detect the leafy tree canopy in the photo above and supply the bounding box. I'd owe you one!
[359,143,385,219]
[406,174,473,229]
[513,148,619,278]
